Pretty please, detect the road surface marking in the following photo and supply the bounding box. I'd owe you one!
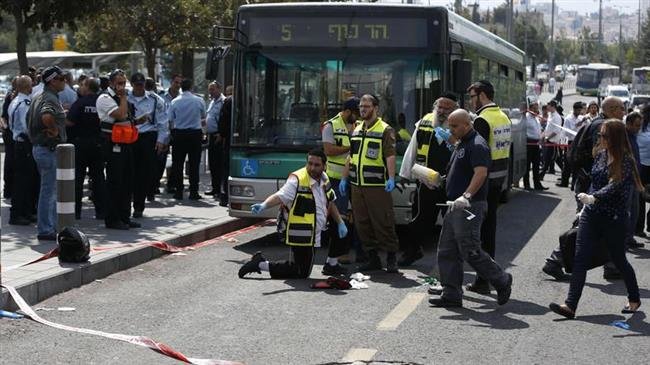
[341,348,377,363]
[376,292,426,331]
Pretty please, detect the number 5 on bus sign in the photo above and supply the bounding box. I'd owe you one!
[242,159,258,177]
[281,24,292,41]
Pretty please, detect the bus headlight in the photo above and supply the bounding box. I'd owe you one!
[230,185,255,197]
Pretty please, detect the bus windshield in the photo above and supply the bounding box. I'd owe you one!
[578,69,598,84]
[233,51,440,148]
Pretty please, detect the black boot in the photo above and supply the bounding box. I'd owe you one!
[386,252,399,273]
[356,250,382,272]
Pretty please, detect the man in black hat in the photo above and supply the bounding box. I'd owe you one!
[398,94,458,266]
[27,65,67,240]
[128,72,168,216]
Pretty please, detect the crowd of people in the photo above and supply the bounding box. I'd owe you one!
[237,80,644,316]
[0,66,232,238]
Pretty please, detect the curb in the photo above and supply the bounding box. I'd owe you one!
[1,217,258,311]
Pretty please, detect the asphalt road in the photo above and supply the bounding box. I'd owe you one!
[2,95,648,365]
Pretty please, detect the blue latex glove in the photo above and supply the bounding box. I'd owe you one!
[339,177,348,198]
[434,127,451,143]
[251,202,266,215]
[385,177,395,192]
[337,221,348,238]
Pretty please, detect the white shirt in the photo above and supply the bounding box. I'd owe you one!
[524,112,542,140]
[399,120,422,179]
[96,87,120,123]
[275,172,332,247]
[562,113,580,142]
[545,111,562,144]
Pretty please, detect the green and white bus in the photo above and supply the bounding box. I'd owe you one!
[576,63,620,96]
[211,3,526,223]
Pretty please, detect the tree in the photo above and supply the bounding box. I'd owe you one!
[0,0,103,73]
[640,8,650,65]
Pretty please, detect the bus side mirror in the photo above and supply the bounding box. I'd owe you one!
[452,59,472,94]
[205,48,219,80]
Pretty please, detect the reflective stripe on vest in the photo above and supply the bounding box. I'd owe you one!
[284,168,335,246]
[415,113,436,166]
[324,113,350,180]
[349,118,388,187]
[478,106,511,178]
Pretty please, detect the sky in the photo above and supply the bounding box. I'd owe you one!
[419,0,644,15]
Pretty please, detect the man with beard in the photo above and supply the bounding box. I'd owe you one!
[398,94,458,266]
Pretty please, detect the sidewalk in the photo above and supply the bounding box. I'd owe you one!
[1,170,256,310]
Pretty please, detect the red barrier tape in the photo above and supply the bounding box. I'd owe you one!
[3,219,275,272]
[1,284,244,365]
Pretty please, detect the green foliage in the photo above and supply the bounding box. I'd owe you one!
[640,8,650,65]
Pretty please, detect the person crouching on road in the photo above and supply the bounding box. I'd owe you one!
[550,120,642,319]
[238,149,349,279]
[429,109,513,308]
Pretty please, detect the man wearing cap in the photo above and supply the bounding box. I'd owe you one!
[321,97,358,268]
[556,102,582,187]
[205,81,226,199]
[466,80,512,294]
[168,78,206,200]
[96,69,140,230]
[67,77,107,220]
[341,94,401,273]
[398,94,458,266]
[128,72,168,216]
[27,65,68,240]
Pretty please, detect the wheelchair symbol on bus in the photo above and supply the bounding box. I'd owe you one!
[241,159,258,176]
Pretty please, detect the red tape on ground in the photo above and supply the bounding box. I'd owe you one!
[3,220,275,272]
[1,284,243,365]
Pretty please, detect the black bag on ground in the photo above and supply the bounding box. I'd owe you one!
[57,227,91,263]
[559,221,609,273]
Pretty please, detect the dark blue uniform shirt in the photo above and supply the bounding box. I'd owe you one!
[446,129,491,201]
[67,94,100,139]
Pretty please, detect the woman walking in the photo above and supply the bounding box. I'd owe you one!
[550,120,642,319]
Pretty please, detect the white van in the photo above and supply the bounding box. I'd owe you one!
[604,85,630,107]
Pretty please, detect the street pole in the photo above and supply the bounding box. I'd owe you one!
[508,0,514,43]
[599,0,603,61]
[550,0,555,73]
[639,0,642,44]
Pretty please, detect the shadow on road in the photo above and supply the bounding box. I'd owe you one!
[555,311,650,337]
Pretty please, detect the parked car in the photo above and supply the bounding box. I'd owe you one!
[630,94,650,111]
[603,85,631,107]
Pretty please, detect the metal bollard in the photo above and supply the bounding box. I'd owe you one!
[56,144,75,230]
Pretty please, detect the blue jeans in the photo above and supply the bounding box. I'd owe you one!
[566,207,640,311]
[33,146,57,235]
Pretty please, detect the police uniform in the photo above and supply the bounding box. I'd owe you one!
[349,117,400,266]
[128,82,168,215]
[472,103,511,287]
[206,92,225,197]
[399,112,453,263]
[8,92,38,224]
[154,89,179,193]
[168,90,206,199]
[96,87,137,229]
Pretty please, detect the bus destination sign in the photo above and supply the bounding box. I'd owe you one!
[247,17,428,48]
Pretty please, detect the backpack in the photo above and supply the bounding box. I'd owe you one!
[567,117,601,176]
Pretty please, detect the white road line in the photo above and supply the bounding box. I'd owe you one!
[376,292,426,331]
[341,348,377,363]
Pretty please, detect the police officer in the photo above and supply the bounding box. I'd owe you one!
[429,109,512,308]
[156,74,182,194]
[67,77,107,220]
[205,81,226,198]
[466,80,512,294]
[341,94,400,273]
[27,66,68,240]
[96,69,140,230]
[128,72,168,216]
[322,97,359,262]
[8,75,38,226]
[168,78,206,200]
[238,149,348,279]
[398,94,458,266]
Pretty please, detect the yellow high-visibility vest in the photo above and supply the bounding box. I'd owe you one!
[323,113,350,180]
[478,105,511,179]
[349,118,389,187]
[284,167,335,246]
[415,112,436,166]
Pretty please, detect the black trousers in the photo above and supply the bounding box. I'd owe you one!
[73,138,106,218]
[542,145,558,174]
[269,231,348,279]
[132,131,158,213]
[476,179,502,284]
[10,141,38,220]
[170,129,202,194]
[524,140,542,188]
[559,142,572,185]
[221,139,230,202]
[3,128,15,197]
[207,133,224,194]
[636,165,650,233]
[103,137,134,225]
[403,183,447,254]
